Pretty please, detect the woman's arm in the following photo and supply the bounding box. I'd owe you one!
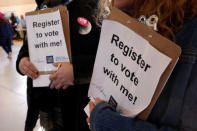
[89,100,178,131]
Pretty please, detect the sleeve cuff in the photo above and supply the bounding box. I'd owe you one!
[90,101,115,130]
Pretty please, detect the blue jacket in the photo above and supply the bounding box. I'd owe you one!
[0,23,12,38]
[90,17,197,131]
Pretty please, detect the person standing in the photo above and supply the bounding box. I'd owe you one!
[87,0,197,131]
[0,13,13,59]
[16,0,100,130]
[20,15,26,28]
[9,12,20,40]
[20,15,26,42]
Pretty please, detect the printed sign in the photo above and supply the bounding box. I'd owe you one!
[26,10,69,87]
[88,20,171,117]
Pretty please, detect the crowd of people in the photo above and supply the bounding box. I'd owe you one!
[0,0,195,131]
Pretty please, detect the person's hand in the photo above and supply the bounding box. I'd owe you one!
[86,98,102,129]
[49,62,74,89]
[19,57,39,79]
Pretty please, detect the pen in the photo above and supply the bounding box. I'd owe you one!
[49,63,62,87]
[56,63,62,71]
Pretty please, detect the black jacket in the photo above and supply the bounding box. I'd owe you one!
[16,0,100,118]
[16,0,100,86]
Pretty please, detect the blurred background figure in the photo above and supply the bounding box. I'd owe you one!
[0,12,13,59]
[20,14,26,42]
[0,12,4,20]
[9,12,21,40]
[20,15,26,29]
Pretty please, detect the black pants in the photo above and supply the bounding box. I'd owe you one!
[60,84,90,131]
[25,84,90,131]
[25,87,57,131]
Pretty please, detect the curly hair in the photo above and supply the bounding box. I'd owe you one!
[96,0,197,40]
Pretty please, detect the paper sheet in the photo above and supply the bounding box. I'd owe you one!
[26,10,69,87]
[88,20,171,117]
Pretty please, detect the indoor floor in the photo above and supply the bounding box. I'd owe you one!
[0,41,40,131]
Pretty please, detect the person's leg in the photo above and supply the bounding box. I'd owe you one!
[13,27,21,40]
[39,89,64,131]
[23,31,26,44]
[24,84,39,131]
[25,91,39,131]
[25,105,39,131]
[60,85,90,131]
[0,38,9,55]
[60,86,79,131]
[77,84,90,131]
[7,38,12,53]
[6,38,12,59]
[39,110,54,131]
[39,107,64,131]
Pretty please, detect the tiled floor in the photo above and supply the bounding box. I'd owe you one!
[0,42,40,131]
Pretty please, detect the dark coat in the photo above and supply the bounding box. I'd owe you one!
[16,0,100,130]
[0,20,12,38]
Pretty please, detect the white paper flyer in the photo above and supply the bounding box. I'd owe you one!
[88,20,171,117]
[26,10,69,87]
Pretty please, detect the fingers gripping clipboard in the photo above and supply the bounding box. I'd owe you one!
[87,7,181,120]
[25,6,72,87]
[107,7,181,120]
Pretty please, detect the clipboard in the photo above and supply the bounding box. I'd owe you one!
[107,7,181,120]
[25,6,72,64]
